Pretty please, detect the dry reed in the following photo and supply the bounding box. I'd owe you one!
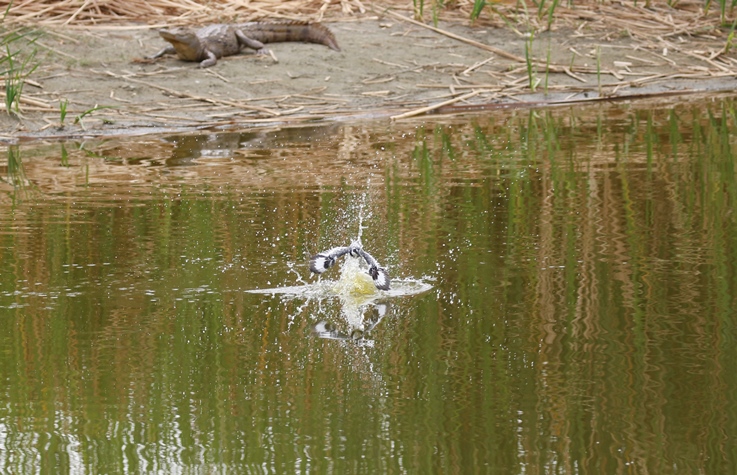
[1,0,373,26]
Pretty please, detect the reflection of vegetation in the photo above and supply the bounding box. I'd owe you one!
[2,99,737,472]
[2,145,34,200]
[396,101,737,472]
[59,143,68,167]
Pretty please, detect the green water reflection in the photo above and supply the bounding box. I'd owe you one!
[2,98,737,473]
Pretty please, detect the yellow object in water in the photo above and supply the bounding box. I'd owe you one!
[333,256,380,297]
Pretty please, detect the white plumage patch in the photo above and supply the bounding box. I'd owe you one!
[309,246,353,274]
[369,266,391,291]
[309,254,332,274]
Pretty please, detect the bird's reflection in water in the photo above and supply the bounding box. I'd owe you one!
[313,302,388,347]
[312,255,390,345]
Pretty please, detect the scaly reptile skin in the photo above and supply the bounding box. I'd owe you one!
[149,21,340,68]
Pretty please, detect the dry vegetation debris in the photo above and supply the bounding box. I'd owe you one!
[1,1,736,137]
[2,0,369,25]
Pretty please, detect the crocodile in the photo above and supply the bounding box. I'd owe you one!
[149,21,340,68]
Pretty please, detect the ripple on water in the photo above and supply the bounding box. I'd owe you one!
[244,255,433,301]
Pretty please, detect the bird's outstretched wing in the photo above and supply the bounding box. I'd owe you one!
[309,246,353,274]
[310,243,391,291]
[356,248,391,290]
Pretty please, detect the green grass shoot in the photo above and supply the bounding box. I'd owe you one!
[413,0,424,19]
[544,44,551,95]
[525,33,536,92]
[74,105,116,128]
[596,45,602,97]
[1,5,40,115]
[3,43,38,114]
[546,0,561,29]
[724,13,737,53]
[59,99,69,125]
[471,0,487,21]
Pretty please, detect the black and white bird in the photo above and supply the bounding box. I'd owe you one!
[309,242,391,291]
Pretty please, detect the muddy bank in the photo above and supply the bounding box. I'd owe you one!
[2,11,737,141]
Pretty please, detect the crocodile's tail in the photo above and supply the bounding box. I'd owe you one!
[240,21,340,51]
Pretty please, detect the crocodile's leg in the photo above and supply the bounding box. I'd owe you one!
[234,29,269,55]
[198,50,219,68]
[148,45,176,59]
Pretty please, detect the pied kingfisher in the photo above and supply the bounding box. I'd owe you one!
[309,241,390,290]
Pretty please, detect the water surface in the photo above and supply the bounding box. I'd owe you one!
[2,97,737,473]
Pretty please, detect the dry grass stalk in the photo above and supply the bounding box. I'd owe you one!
[2,0,732,38]
[391,90,480,119]
[1,0,373,26]
[101,70,282,115]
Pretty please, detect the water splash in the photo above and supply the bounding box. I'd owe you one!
[246,255,431,301]
[355,187,370,246]
[332,255,380,297]
[245,253,432,342]
[247,187,432,341]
